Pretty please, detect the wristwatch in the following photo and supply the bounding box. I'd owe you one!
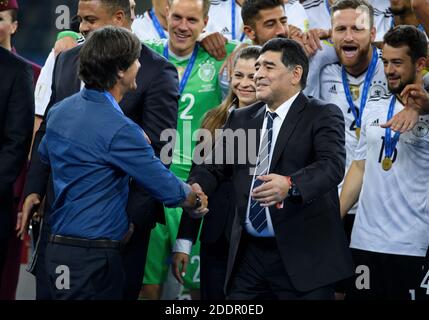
[194,194,202,209]
[287,178,301,199]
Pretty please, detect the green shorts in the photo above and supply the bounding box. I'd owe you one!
[143,207,201,289]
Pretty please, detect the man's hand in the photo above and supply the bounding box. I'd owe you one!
[54,36,78,56]
[291,27,325,57]
[120,223,135,247]
[190,183,209,218]
[251,174,291,207]
[401,83,429,114]
[380,107,420,133]
[181,183,209,217]
[381,83,429,132]
[288,24,303,42]
[16,193,41,240]
[199,32,228,61]
[172,252,189,285]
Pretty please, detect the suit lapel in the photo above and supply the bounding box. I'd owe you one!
[247,102,266,155]
[269,92,307,171]
[72,52,81,91]
[239,103,265,211]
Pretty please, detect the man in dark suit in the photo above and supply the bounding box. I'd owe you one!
[0,47,34,285]
[17,0,179,300]
[184,38,354,299]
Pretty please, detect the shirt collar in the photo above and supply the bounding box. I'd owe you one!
[102,91,124,115]
[265,91,300,121]
[81,87,124,115]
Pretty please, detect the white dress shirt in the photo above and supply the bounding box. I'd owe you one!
[174,93,299,253]
[244,92,299,237]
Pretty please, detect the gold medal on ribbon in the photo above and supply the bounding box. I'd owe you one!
[355,127,361,139]
[382,157,393,171]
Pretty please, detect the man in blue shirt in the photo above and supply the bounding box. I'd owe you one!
[35,26,208,300]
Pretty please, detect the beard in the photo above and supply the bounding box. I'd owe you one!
[335,40,372,73]
[388,72,416,94]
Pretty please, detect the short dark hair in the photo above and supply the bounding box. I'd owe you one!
[241,0,284,27]
[167,0,211,18]
[79,26,141,91]
[80,0,132,22]
[383,25,428,63]
[260,38,309,89]
[331,0,374,29]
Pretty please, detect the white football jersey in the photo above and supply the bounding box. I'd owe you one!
[35,50,56,117]
[320,48,388,214]
[132,11,168,42]
[368,0,390,12]
[373,7,394,42]
[35,35,85,117]
[285,0,309,31]
[304,41,339,98]
[206,0,244,41]
[351,95,429,257]
[303,0,331,30]
[303,0,393,42]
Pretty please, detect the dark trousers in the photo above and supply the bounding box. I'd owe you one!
[34,223,52,300]
[0,238,8,287]
[35,222,152,300]
[200,235,229,300]
[45,242,124,300]
[228,232,335,300]
[121,224,152,300]
[346,248,429,300]
[335,214,356,294]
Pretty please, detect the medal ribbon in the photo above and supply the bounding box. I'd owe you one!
[341,46,378,130]
[384,95,401,159]
[163,43,199,95]
[325,0,331,16]
[232,0,245,41]
[149,8,167,39]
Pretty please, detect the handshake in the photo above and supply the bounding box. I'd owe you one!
[180,183,209,219]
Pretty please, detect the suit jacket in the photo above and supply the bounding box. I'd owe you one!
[0,47,34,238]
[23,43,179,228]
[188,93,354,293]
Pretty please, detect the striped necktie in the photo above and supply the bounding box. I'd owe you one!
[248,111,277,233]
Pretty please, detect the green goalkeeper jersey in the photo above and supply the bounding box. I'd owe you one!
[145,39,236,179]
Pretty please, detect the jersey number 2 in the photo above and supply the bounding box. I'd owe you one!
[180,94,195,120]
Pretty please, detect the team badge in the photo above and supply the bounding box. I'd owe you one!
[349,84,360,101]
[369,84,387,99]
[198,60,216,82]
[412,119,429,138]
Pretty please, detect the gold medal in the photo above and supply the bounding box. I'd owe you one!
[355,127,361,139]
[382,157,393,171]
